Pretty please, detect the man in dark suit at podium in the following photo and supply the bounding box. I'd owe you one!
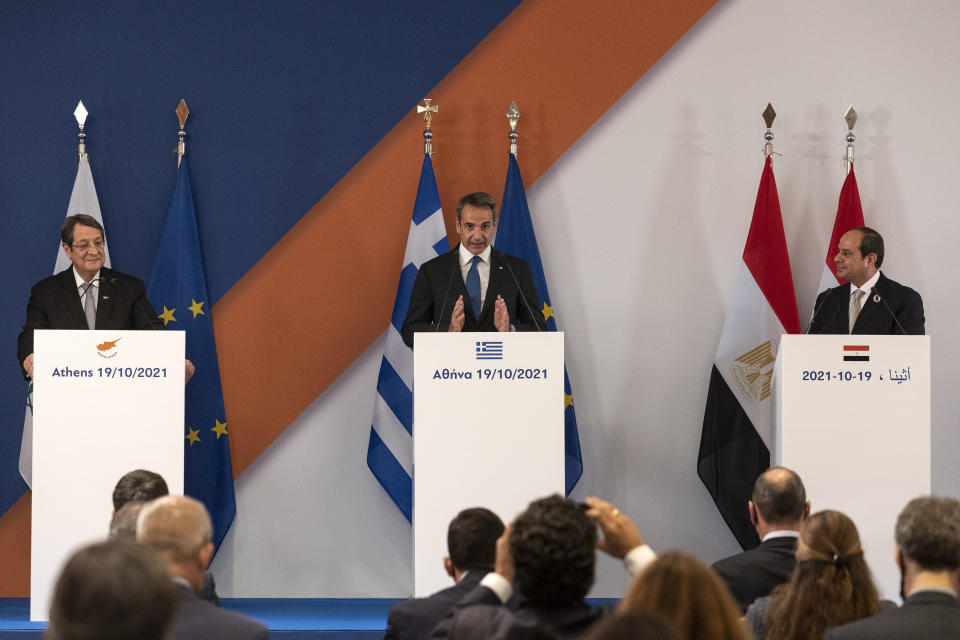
[712,467,810,612]
[17,214,194,381]
[808,227,924,335]
[385,507,504,639]
[401,192,544,348]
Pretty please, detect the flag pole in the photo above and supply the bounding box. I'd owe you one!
[74,101,88,159]
[507,101,519,156]
[844,105,858,174]
[417,98,438,155]
[175,99,190,168]
[762,102,776,156]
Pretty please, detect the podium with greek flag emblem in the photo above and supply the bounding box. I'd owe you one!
[412,331,564,597]
[774,334,930,603]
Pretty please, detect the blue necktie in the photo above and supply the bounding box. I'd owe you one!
[466,255,482,321]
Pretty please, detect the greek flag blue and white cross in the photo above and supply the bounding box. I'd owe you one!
[366,154,448,520]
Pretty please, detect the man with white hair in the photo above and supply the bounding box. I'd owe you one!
[137,495,268,640]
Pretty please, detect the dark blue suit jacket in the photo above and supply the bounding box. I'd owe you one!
[170,583,268,640]
[808,272,924,335]
[385,569,488,640]
[712,535,798,613]
[401,247,544,348]
[825,590,960,639]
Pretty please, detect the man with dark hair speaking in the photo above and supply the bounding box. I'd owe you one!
[808,226,924,335]
[401,192,544,348]
[712,467,811,612]
[17,213,194,381]
[386,507,505,639]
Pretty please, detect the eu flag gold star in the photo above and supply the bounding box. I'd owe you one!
[159,306,176,326]
[188,299,206,318]
[542,302,555,322]
[564,393,574,410]
[185,427,201,446]
[211,419,228,439]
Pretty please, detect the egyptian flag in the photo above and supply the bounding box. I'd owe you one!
[698,155,801,549]
[816,163,864,298]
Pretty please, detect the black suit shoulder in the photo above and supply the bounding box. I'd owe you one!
[386,571,487,640]
[825,591,960,640]
[171,585,268,640]
[712,536,797,612]
[809,272,924,335]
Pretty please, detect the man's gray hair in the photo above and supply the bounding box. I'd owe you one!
[896,496,960,571]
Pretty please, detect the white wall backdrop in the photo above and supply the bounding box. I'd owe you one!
[212,0,960,597]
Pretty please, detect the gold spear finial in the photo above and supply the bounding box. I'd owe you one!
[762,102,776,157]
[175,99,190,167]
[417,99,439,155]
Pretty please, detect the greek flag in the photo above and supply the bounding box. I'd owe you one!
[367,154,447,520]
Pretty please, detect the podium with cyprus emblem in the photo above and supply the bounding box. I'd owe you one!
[30,329,184,621]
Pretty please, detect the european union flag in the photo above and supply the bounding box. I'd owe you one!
[495,153,583,494]
[147,162,235,552]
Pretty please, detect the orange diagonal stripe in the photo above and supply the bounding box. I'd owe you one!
[214,0,717,477]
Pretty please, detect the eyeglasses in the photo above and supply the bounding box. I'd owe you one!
[71,238,104,252]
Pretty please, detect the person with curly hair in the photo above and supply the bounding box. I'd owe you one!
[619,551,753,640]
[746,510,880,639]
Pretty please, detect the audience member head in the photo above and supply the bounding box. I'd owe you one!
[46,539,176,640]
[619,551,751,640]
[137,495,213,592]
[108,501,144,541]
[749,466,809,536]
[509,494,596,607]
[112,469,169,511]
[765,509,880,639]
[445,507,505,579]
[895,496,960,596]
[583,613,681,640]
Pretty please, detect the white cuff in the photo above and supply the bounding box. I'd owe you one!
[479,572,514,604]
[624,544,657,578]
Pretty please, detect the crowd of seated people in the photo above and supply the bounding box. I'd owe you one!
[46,467,960,640]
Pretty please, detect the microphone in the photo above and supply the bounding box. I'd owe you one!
[501,258,543,332]
[434,260,459,332]
[871,285,907,335]
[806,287,837,334]
[107,274,163,330]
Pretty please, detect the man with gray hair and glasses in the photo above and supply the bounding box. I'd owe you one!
[826,496,960,639]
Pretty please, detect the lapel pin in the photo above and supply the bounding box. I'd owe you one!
[873,294,880,303]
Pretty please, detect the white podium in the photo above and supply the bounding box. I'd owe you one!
[412,332,564,597]
[31,329,184,621]
[774,334,930,601]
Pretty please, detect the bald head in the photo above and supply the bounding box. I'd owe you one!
[751,467,808,529]
[136,495,212,566]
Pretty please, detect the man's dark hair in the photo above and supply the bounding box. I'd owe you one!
[47,540,177,640]
[447,507,504,571]
[751,467,806,525]
[112,469,169,511]
[852,226,884,268]
[108,501,144,541]
[510,494,596,607]
[895,496,960,571]
[60,214,104,245]
[456,192,497,222]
